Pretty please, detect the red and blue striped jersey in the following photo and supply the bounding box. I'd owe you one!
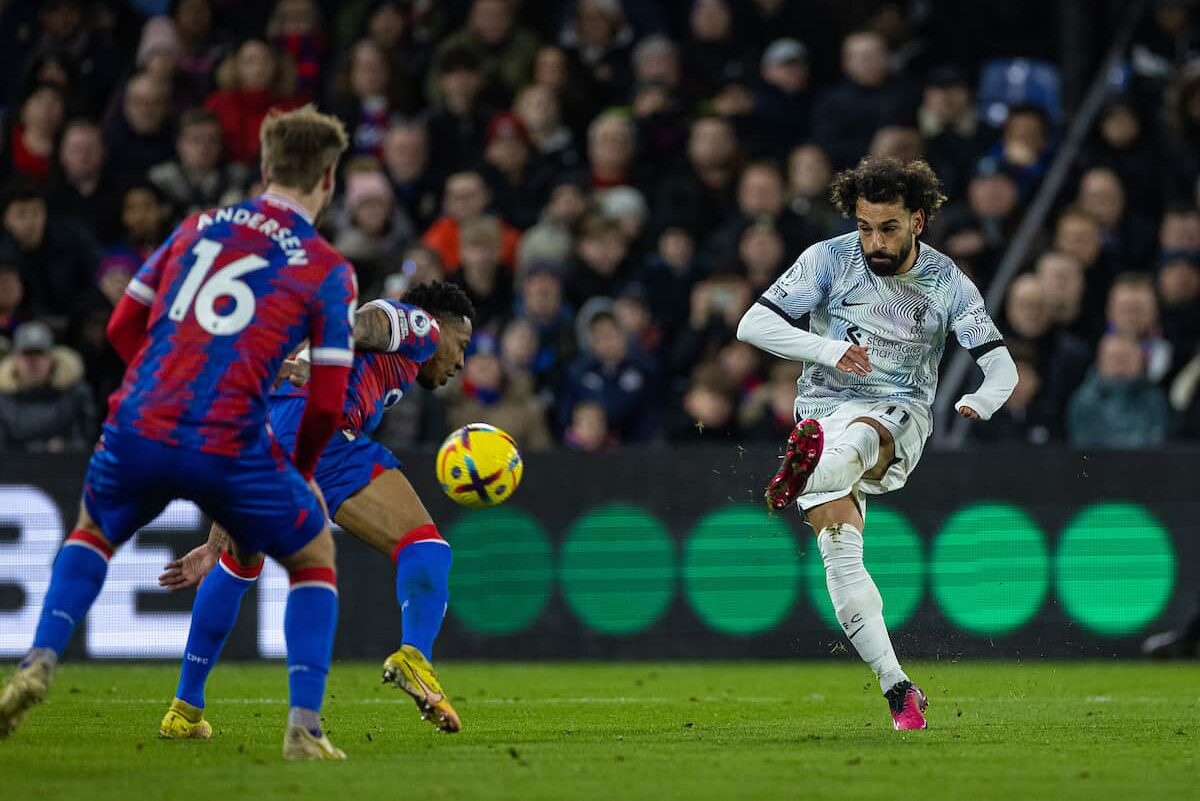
[276,299,440,437]
[108,193,358,456]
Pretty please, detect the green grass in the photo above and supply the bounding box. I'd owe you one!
[2,661,1197,801]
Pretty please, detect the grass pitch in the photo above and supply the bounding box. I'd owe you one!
[1,661,1196,801]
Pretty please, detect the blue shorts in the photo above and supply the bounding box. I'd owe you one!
[268,396,401,515]
[83,424,326,559]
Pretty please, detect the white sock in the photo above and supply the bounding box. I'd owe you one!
[818,524,908,693]
[805,422,880,495]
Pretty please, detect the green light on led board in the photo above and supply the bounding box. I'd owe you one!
[1056,502,1175,636]
[806,508,924,631]
[448,506,552,635]
[683,504,800,635]
[560,503,675,634]
[931,503,1049,635]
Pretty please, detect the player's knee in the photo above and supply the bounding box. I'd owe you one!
[283,526,337,572]
[389,523,446,565]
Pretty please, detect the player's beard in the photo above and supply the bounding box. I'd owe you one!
[863,237,913,277]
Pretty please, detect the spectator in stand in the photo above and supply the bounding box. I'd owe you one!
[148,107,248,221]
[1068,333,1170,448]
[682,0,746,102]
[786,143,844,240]
[558,309,658,442]
[427,0,540,107]
[0,179,99,323]
[48,119,122,243]
[563,400,615,451]
[480,112,555,230]
[919,65,991,201]
[595,185,650,258]
[709,160,816,266]
[514,83,583,173]
[513,262,575,392]
[134,15,196,120]
[204,39,301,167]
[447,332,553,451]
[750,39,812,160]
[932,165,1021,286]
[1106,272,1175,382]
[108,182,171,263]
[380,120,440,232]
[330,40,401,159]
[637,225,700,339]
[654,115,741,242]
[2,0,118,110]
[0,257,28,348]
[666,362,739,442]
[565,213,631,307]
[67,252,129,413]
[869,124,924,163]
[425,46,491,176]
[2,83,66,184]
[1158,204,1200,255]
[612,281,661,359]
[104,72,176,179]
[422,169,521,272]
[1156,251,1200,356]
[333,166,415,295]
[736,218,788,295]
[811,30,920,170]
[1084,99,1165,218]
[667,271,751,379]
[1053,206,1110,334]
[173,0,233,106]
[558,0,635,111]
[0,320,95,453]
[1074,166,1158,274]
[739,359,804,441]
[586,110,639,190]
[1034,250,1090,339]
[267,0,324,104]
[979,103,1054,200]
[452,215,514,331]
[532,44,597,136]
[354,0,430,118]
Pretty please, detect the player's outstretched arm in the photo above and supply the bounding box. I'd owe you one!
[955,345,1018,421]
[737,303,865,372]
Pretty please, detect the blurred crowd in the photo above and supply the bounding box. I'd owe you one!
[0,0,1197,454]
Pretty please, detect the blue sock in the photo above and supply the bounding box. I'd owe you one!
[32,532,112,657]
[284,569,338,717]
[176,556,260,708]
[395,540,452,660]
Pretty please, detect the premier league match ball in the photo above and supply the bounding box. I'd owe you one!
[436,423,524,509]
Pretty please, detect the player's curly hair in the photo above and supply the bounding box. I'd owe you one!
[829,157,947,223]
[403,281,476,323]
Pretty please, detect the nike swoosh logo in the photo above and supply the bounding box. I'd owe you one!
[847,624,867,640]
[841,299,868,307]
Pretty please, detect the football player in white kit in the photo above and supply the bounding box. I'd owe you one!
[737,158,1018,730]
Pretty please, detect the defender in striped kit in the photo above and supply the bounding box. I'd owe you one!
[738,158,1018,731]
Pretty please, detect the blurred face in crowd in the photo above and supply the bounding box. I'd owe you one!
[4,198,47,251]
[855,198,924,277]
[738,165,784,217]
[0,268,23,313]
[691,0,732,41]
[1003,110,1047,166]
[577,0,619,46]
[486,130,529,177]
[123,187,167,242]
[500,318,538,369]
[869,126,922,162]
[968,172,1019,219]
[579,225,627,275]
[178,119,222,172]
[1107,281,1158,337]
[352,193,391,236]
[547,183,589,225]
[274,0,317,35]
[788,144,831,197]
[515,85,559,136]
[1100,104,1139,148]
[350,41,389,100]
[124,74,169,134]
[443,172,488,220]
[439,64,481,113]
[1077,169,1124,229]
[22,86,65,137]
[470,0,513,45]
[763,57,807,94]
[658,226,694,271]
[463,351,503,390]
[589,316,626,366]
[237,41,276,91]
[383,125,427,180]
[14,349,54,389]
[401,247,444,284]
[740,224,785,288]
[842,32,889,88]
[588,115,634,174]
[688,117,736,171]
[174,0,211,42]
[1096,334,1143,381]
[1160,210,1200,251]
[1157,257,1200,308]
[522,271,563,321]
[614,293,651,337]
[60,124,104,183]
[1054,212,1102,268]
[368,3,406,48]
[719,340,759,383]
[684,384,734,428]
[41,0,83,39]
[461,238,501,292]
[922,83,971,124]
[1005,274,1050,339]
[1034,251,1085,323]
[534,47,569,93]
[634,41,680,88]
[569,402,608,450]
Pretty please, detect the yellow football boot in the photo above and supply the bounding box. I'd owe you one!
[282,724,347,761]
[381,645,461,733]
[159,698,213,740]
[0,653,55,739]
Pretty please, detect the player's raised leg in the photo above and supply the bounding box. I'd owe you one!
[160,526,262,740]
[334,468,460,732]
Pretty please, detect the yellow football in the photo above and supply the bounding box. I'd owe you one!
[435,423,523,508]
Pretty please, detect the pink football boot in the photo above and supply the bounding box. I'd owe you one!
[886,681,929,730]
[764,419,824,511]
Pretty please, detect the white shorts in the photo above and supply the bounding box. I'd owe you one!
[793,398,931,519]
